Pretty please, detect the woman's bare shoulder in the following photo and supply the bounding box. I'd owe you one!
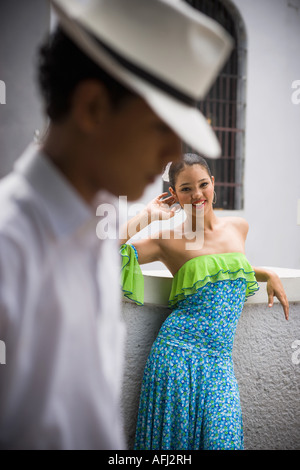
[222,216,249,237]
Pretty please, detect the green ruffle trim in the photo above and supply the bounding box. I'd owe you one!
[169,252,259,308]
[120,244,144,305]
[120,248,259,308]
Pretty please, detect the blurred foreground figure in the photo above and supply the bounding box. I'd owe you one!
[0,0,232,449]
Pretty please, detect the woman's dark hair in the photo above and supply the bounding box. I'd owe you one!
[168,153,212,189]
[37,27,137,122]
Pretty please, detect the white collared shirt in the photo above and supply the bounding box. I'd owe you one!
[0,143,126,449]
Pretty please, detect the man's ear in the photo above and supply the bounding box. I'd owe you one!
[70,80,111,134]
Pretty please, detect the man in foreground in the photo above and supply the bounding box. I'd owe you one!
[0,0,232,449]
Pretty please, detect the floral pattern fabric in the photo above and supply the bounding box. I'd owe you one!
[134,278,248,450]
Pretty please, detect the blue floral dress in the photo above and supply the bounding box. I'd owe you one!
[120,246,259,450]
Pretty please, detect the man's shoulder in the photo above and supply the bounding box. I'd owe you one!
[0,172,42,245]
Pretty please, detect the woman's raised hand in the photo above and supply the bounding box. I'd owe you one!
[146,192,178,221]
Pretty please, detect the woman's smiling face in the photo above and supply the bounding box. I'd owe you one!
[171,164,215,216]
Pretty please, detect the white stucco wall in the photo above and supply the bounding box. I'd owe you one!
[0,0,49,177]
[121,269,300,450]
[233,302,300,450]
[233,0,300,269]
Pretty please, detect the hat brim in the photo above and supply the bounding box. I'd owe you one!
[51,0,222,158]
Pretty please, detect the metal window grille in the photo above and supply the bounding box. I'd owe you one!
[182,0,247,210]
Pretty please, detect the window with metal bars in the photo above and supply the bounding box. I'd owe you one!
[164,0,246,210]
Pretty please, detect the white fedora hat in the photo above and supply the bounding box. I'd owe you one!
[50,0,233,158]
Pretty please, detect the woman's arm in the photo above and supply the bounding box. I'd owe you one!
[119,207,150,245]
[119,192,177,265]
[234,220,289,320]
[252,266,289,320]
[119,192,176,245]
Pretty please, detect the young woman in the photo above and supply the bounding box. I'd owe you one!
[120,153,289,450]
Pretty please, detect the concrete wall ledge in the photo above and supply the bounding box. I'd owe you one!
[121,266,300,450]
[123,266,300,307]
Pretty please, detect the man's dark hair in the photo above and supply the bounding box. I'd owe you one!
[37,27,137,122]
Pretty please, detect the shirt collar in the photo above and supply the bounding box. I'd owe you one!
[14,143,97,239]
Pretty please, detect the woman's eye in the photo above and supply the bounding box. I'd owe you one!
[181,187,190,192]
[200,182,208,188]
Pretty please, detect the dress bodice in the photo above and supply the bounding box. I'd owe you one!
[161,253,259,356]
[120,246,259,357]
[120,245,258,308]
[161,278,247,356]
[168,251,258,306]
[121,245,257,450]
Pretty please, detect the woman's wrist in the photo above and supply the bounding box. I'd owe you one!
[253,266,276,283]
[138,207,153,227]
